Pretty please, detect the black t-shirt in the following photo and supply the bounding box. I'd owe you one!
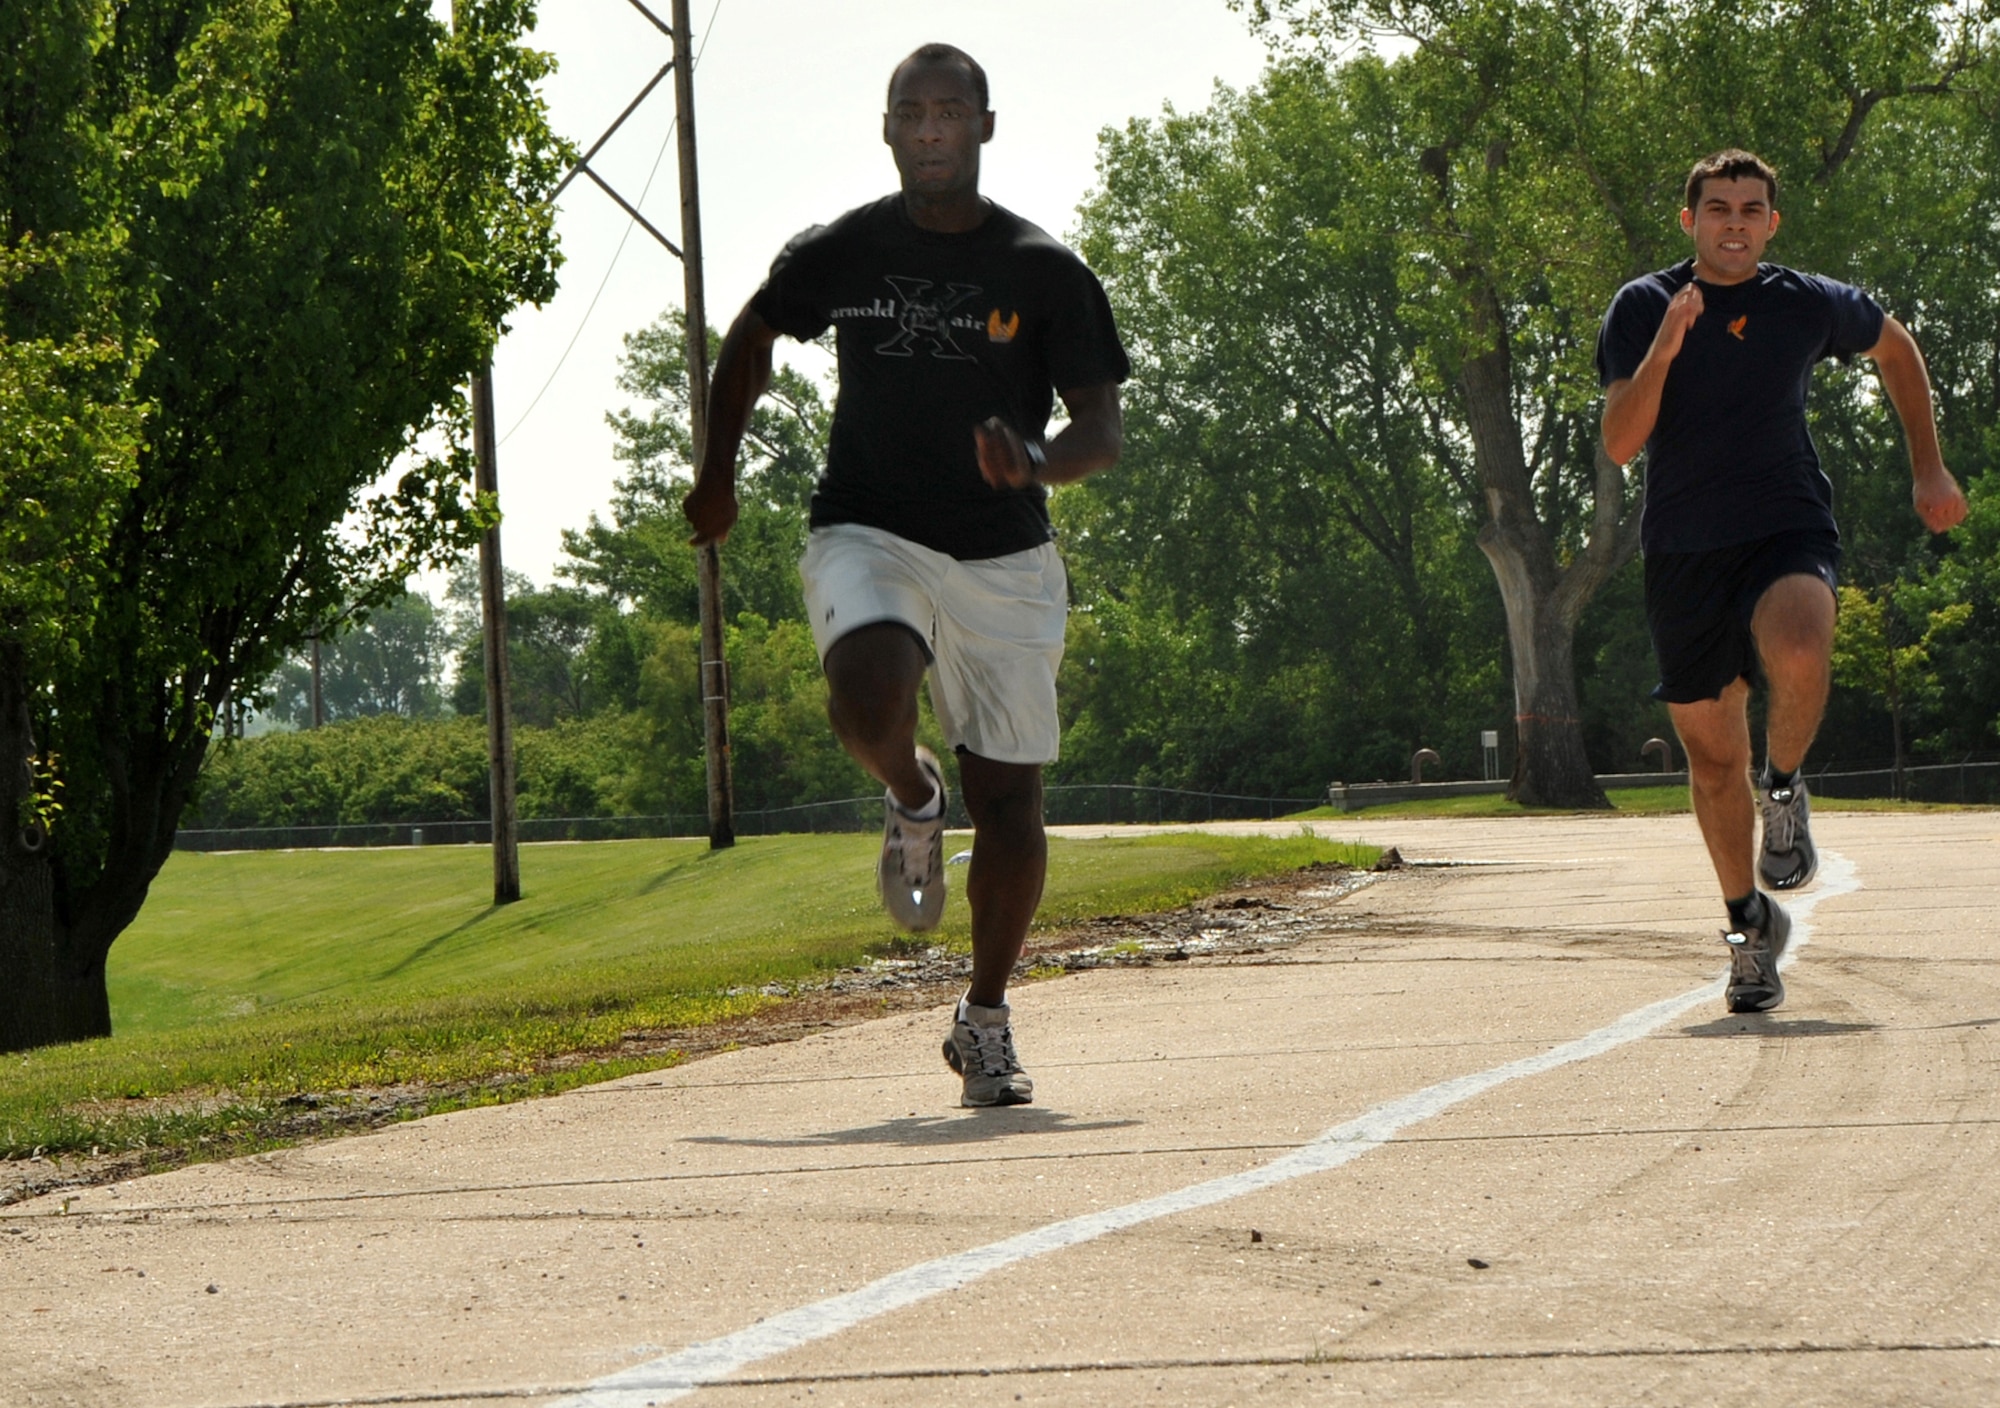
[751,195,1130,560]
[1595,260,1885,554]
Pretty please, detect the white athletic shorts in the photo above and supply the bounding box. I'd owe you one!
[799,522,1068,766]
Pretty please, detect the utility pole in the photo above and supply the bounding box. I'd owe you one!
[550,0,733,848]
[472,362,521,902]
[454,0,521,905]
[471,0,732,866]
[672,0,734,848]
[309,632,324,730]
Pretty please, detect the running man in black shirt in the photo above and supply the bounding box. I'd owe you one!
[1597,149,1965,1013]
[684,44,1128,1105]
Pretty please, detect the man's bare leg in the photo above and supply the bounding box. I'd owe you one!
[1670,679,1757,900]
[822,622,935,812]
[1668,573,1836,901]
[1751,573,1837,778]
[822,624,1040,1101]
[958,754,1046,1008]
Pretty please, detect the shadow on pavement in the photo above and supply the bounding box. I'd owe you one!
[684,1108,1141,1149]
[1679,1016,1881,1038]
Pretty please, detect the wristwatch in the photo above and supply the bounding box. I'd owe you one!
[1022,438,1048,480]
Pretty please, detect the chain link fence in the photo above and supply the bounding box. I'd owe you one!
[173,783,1327,852]
[172,762,2000,853]
[1808,758,2000,805]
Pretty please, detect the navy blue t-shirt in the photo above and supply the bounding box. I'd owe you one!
[752,195,1130,561]
[1595,260,1885,553]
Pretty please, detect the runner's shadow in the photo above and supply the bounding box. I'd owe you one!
[685,1109,1139,1149]
[1680,1016,1880,1038]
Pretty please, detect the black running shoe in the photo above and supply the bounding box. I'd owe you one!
[1757,777,1817,891]
[1724,895,1791,1013]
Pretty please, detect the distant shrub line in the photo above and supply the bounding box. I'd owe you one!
[191,715,631,827]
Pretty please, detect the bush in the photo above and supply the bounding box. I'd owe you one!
[191,716,489,826]
[190,714,647,827]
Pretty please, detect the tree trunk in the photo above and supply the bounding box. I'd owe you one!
[1889,661,1905,802]
[1456,332,1633,810]
[1480,522,1607,808]
[0,650,113,1052]
[1414,117,1644,809]
[0,861,114,1053]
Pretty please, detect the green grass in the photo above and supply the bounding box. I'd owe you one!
[3,831,1373,1169]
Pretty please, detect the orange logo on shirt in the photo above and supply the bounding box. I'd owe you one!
[987,309,1020,343]
[1728,315,1747,340]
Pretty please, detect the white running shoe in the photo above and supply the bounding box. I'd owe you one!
[942,999,1034,1107]
[877,746,947,932]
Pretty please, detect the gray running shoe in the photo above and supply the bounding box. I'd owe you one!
[942,1001,1034,1107]
[1724,894,1792,1013]
[1757,775,1817,890]
[877,746,947,931]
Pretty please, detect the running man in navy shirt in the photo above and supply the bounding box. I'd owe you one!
[684,45,1128,1105]
[1598,149,1965,1013]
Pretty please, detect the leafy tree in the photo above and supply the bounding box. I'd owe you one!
[721,614,876,810]
[564,308,830,625]
[614,617,706,815]
[1889,475,2000,759]
[1070,64,1512,792]
[449,575,619,727]
[2,0,150,1049]
[558,307,867,815]
[1831,582,1970,791]
[263,590,450,726]
[610,613,879,817]
[1,0,568,1051]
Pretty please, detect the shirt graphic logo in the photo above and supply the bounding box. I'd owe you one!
[1728,315,1747,341]
[986,309,1020,343]
[874,276,980,360]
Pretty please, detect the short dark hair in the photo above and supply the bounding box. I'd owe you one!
[887,43,988,112]
[1685,149,1779,210]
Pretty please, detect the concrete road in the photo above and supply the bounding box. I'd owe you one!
[5,811,1998,1407]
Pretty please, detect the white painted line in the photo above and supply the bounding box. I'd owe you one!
[555,853,1860,1407]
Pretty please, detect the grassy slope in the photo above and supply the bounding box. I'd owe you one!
[6,831,1370,1163]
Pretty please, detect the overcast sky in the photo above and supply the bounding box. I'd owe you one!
[464,0,1276,587]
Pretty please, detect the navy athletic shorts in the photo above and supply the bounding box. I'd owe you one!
[1643,529,1841,704]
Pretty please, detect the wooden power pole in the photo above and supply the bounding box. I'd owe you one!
[472,361,521,903]
[451,0,521,904]
[466,0,734,879]
[672,0,734,849]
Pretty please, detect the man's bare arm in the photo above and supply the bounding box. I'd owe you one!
[1601,281,1705,465]
[1866,314,1966,534]
[683,304,781,545]
[973,382,1123,491]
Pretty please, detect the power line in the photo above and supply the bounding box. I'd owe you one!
[496,0,725,448]
[496,118,674,447]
